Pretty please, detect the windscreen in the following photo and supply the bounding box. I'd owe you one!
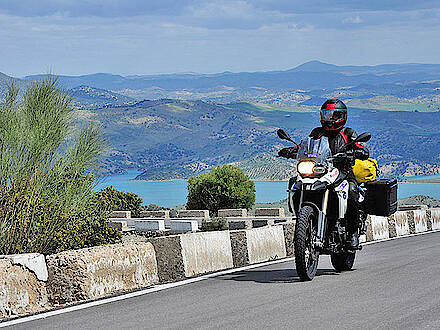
[297,137,332,163]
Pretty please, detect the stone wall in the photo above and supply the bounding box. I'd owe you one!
[0,258,48,319]
[46,243,159,304]
[2,207,440,321]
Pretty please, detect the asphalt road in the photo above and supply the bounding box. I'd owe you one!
[6,232,440,330]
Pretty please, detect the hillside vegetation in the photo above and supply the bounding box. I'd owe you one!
[4,61,440,180]
[73,98,440,180]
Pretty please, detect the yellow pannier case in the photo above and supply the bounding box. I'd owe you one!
[352,158,378,183]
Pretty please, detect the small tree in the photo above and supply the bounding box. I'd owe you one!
[186,165,255,215]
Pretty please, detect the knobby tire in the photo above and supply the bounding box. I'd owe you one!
[294,205,319,281]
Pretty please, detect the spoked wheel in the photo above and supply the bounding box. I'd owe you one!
[331,251,356,272]
[294,205,319,281]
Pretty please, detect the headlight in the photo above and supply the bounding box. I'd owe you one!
[297,161,315,176]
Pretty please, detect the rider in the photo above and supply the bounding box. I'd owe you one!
[278,98,369,249]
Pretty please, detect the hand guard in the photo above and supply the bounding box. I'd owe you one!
[278,146,298,159]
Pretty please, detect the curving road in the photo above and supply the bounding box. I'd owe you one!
[5,232,440,330]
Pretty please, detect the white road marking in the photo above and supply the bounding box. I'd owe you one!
[2,229,440,328]
[0,257,295,328]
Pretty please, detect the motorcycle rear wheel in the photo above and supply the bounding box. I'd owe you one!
[294,205,319,281]
[331,252,356,272]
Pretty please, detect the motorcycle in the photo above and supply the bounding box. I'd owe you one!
[277,129,371,281]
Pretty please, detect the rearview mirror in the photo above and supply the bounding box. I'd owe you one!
[355,132,371,143]
[277,129,292,141]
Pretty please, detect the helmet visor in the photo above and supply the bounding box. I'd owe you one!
[321,109,345,121]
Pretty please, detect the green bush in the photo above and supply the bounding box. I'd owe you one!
[187,164,256,215]
[55,197,121,252]
[143,204,165,211]
[93,186,143,217]
[0,77,118,255]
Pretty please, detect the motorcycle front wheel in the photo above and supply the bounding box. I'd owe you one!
[294,205,319,281]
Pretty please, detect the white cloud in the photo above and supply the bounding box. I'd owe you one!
[343,15,362,24]
[0,3,439,76]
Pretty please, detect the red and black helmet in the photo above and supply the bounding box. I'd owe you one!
[320,98,347,131]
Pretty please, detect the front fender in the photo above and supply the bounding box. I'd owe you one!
[301,201,321,215]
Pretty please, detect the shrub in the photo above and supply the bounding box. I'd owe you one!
[92,186,143,217]
[0,77,113,255]
[55,197,121,252]
[143,204,165,211]
[186,165,255,215]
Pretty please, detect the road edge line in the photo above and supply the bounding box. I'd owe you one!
[0,257,295,328]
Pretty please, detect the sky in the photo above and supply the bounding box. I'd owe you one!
[0,0,439,77]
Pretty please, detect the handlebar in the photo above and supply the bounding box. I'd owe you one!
[328,151,355,160]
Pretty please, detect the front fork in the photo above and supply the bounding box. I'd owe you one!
[315,189,329,248]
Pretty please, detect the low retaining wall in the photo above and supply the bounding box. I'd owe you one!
[46,243,159,305]
[0,222,294,320]
[3,207,440,321]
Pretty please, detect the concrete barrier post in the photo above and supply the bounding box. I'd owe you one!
[147,236,186,283]
[367,215,390,241]
[226,219,252,230]
[428,208,440,230]
[140,210,170,218]
[180,231,233,277]
[170,220,199,233]
[365,215,373,241]
[407,211,416,234]
[108,220,128,231]
[110,210,131,218]
[281,222,295,256]
[252,218,275,228]
[218,209,247,217]
[229,231,249,268]
[178,210,209,218]
[134,219,166,231]
[255,208,285,217]
[246,226,287,264]
[413,210,428,233]
[387,214,397,238]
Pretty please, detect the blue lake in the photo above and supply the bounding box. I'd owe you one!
[95,171,440,207]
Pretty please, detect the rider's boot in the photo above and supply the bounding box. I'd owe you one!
[347,177,360,250]
[348,232,359,250]
[346,217,359,250]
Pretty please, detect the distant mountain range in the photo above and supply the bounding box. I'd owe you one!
[0,61,439,180]
[21,61,440,94]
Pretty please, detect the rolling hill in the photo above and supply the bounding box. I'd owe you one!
[78,99,440,180]
[68,85,135,108]
[23,61,440,97]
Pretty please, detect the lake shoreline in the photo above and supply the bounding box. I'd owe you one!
[96,172,440,208]
[133,178,290,183]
